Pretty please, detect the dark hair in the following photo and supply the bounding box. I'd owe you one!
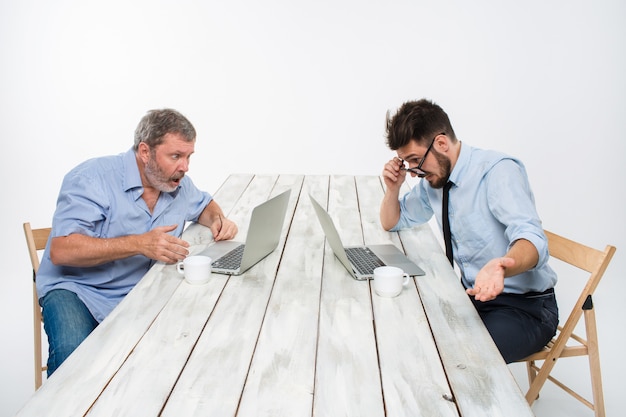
[385,99,456,150]
[133,109,196,151]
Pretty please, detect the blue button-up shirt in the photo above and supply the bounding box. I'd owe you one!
[36,148,213,322]
[392,143,557,293]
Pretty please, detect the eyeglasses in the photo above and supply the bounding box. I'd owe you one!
[400,133,443,178]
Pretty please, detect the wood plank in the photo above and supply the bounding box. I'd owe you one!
[160,175,304,416]
[313,175,385,417]
[86,266,229,416]
[212,173,255,208]
[15,263,182,417]
[398,216,533,417]
[236,175,328,417]
[356,176,459,417]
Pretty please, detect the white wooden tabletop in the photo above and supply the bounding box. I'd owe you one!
[16,174,534,417]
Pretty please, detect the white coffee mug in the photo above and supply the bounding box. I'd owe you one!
[373,266,410,297]
[177,255,212,285]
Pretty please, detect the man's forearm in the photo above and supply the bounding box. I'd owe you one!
[50,234,142,267]
[503,238,539,277]
[380,191,401,231]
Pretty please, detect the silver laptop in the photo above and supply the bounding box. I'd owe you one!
[309,194,425,280]
[199,189,291,275]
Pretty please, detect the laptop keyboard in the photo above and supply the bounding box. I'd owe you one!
[345,247,385,275]
[211,244,245,270]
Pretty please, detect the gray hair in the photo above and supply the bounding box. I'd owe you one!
[133,109,196,151]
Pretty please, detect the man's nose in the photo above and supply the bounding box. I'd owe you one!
[180,157,191,172]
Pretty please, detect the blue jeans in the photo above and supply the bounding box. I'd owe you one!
[40,289,99,376]
[471,288,559,363]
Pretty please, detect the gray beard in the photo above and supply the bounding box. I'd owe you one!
[144,158,179,193]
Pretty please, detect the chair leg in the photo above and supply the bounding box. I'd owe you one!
[33,283,43,390]
[526,361,535,384]
[526,360,540,402]
[584,309,605,417]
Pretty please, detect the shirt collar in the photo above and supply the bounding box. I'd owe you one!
[448,142,471,187]
[123,148,143,192]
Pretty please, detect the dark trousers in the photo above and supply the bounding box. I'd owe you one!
[471,289,558,363]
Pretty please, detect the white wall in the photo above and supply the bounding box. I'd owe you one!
[1,1,624,416]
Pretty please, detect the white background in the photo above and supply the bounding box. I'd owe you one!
[1,1,624,416]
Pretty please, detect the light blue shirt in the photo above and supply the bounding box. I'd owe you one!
[36,148,213,322]
[392,143,557,294]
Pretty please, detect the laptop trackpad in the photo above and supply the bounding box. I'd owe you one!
[198,241,242,260]
[370,244,425,276]
[395,261,425,276]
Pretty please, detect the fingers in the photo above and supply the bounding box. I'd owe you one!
[500,256,516,269]
[158,238,189,264]
[162,231,189,251]
[152,225,190,247]
[467,276,504,301]
[144,225,189,263]
[212,217,238,241]
[383,158,406,184]
[161,246,189,264]
[467,257,507,302]
[466,285,499,302]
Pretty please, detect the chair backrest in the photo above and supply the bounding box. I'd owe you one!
[545,230,615,336]
[522,229,616,415]
[23,222,52,390]
[24,223,51,274]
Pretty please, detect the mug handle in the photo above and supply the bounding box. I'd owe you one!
[176,262,184,275]
[402,273,410,286]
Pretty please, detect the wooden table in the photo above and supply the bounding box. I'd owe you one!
[16,174,534,417]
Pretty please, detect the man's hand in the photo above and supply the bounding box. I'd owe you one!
[210,214,238,241]
[198,200,238,242]
[141,225,189,264]
[466,257,516,302]
[380,158,406,231]
[382,157,406,191]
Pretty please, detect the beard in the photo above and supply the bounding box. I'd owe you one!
[425,149,452,189]
[144,154,184,193]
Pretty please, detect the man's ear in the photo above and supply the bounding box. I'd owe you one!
[435,134,449,153]
[137,142,151,163]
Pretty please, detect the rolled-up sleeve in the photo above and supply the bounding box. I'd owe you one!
[391,182,434,231]
[486,160,550,269]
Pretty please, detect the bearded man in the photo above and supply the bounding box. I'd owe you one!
[37,109,237,375]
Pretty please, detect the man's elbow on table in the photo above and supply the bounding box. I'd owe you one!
[380,208,400,232]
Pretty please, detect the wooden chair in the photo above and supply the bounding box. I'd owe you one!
[23,222,52,390]
[518,230,616,417]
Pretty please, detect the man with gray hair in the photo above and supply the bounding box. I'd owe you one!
[37,109,238,375]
